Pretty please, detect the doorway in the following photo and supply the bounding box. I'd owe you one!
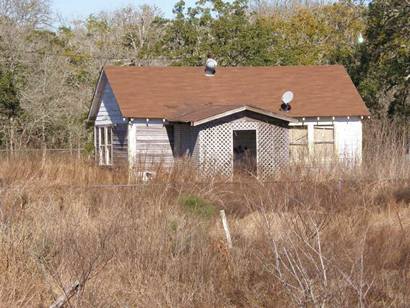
[233,130,257,176]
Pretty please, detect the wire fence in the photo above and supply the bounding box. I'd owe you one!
[0,148,84,152]
[0,148,88,157]
[0,147,408,191]
[0,178,408,192]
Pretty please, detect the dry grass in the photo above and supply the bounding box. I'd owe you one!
[0,121,409,307]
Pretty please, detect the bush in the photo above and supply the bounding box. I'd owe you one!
[178,194,216,219]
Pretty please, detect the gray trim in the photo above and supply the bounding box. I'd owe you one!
[191,106,296,126]
[88,70,106,121]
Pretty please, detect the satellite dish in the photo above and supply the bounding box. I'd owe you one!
[281,91,294,112]
[281,91,294,104]
[206,58,217,69]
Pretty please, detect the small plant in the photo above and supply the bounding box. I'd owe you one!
[169,220,178,232]
[178,194,216,219]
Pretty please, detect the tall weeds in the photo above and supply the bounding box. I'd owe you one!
[0,120,408,306]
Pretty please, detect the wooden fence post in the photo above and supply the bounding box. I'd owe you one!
[41,144,47,167]
[220,210,233,249]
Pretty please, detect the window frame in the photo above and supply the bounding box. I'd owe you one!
[97,126,113,166]
[313,125,335,145]
[313,125,335,161]
[289,126,309,163]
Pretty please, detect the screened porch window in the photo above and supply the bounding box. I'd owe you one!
[97,126,113,166]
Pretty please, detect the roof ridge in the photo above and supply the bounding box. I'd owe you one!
[104,64,345,69]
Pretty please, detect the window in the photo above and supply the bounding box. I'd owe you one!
[97,126,113,165]
[289,126,309,162]
[314,125,335,161]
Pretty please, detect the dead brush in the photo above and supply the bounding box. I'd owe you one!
[0,120,409,306]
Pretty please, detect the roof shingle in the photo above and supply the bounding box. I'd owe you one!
[103,65,370,119]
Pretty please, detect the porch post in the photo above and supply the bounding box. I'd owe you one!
[307,123,315,157]
[127,121,137,170]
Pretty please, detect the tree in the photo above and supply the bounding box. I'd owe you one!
[115,4,164,61]
[0,0,406,150]
[356,0,409,120]
[161,0,275,66]
[258,1,366,66]
[160,0,207,65]
[0,0,50,26]
[209,0,275,66]
[0,67,20,149]
[0,68,20,119]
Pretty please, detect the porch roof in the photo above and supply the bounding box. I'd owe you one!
[169,105,297,126]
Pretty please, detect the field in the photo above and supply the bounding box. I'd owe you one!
[0,121,409,307]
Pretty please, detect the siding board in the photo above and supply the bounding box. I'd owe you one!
[94,79,128,166]
[112,124,128,166]
[95,82,127,126]
[131,124,174,169]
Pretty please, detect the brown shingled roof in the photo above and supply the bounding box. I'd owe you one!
[102,65,369,119]
[169,104,297,125]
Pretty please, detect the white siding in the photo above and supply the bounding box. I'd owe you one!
[334,119,362,163]
[128,122,137,168]
[95,82,126,126]
[128,119,174,169]
[289,116,363,163]
[94,81,128,166]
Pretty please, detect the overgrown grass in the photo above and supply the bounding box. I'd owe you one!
[0,120,408,307]
[179,194,216,219]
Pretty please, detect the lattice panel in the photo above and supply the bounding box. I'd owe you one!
[272,125,289,172]
[258,123,274,178]
[196,116,289,178]
[200,121,233,176]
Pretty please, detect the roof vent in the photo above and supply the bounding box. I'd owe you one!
[205,54,217,76]
[280,91,294,112]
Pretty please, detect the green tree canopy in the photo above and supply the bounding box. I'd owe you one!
[161,0,275,66]
[357,0,409,120]
[0,69,20,119]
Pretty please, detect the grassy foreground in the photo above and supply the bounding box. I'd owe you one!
[0,123,409,307]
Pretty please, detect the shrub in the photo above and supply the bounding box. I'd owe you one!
[178,194,216,219]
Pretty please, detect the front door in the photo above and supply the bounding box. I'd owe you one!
[233,130,257,176]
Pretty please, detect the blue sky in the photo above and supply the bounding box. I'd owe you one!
[52,0,197,21]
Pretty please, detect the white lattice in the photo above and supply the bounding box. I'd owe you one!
[196,115,289,178]
[273,125,289,168]
[200,121,233,176]
[258,123,274,178]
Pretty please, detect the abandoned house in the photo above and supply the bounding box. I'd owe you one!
[87,64,370,177]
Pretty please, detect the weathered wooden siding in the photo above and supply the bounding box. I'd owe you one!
[129,119,174,169]
[174,124,200,166]
[112,124,128,166]
[94,124,128,166]
[191,128,200,165]
[95,82,126,126]
[94,80,129,166]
